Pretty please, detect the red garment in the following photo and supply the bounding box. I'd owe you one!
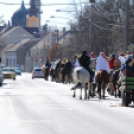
[91,55,96,58]
[109,59,115,69]
[101,52,108,62]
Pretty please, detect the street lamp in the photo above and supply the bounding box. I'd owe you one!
[56,9,76,12]
[124,0,129,52]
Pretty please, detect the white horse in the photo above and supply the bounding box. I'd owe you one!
[72,67,91,100]
[72,58,96,100]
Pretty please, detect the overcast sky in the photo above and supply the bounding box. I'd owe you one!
[0,0,88,28]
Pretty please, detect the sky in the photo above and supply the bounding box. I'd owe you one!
[0,0,89,29]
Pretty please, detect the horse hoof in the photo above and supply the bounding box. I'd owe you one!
[102,96,105,99]
[87,97,90,100]
[80,97,82,100]
[72,95,75,98]
[84,97,87,100]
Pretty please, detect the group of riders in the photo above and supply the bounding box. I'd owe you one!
[42,50,134,98]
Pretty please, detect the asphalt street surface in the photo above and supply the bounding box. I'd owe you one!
[0,73,134,134]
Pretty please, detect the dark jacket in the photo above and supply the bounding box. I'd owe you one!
[126,59,134,77]
[45,61,50,67]
[79,54,90,67]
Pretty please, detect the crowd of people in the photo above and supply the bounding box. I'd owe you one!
[42,50,134,89]
[72,51,134,83]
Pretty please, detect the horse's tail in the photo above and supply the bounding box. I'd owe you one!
[77,70,80,80]
[98,71,102,93]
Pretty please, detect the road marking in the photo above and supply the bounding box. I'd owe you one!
[36,101,51,103]
[7,97,19,121]
[42,108,72,110]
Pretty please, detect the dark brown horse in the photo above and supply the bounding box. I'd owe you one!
[95,70,109,99]
[43,66,49,81]
[62,61,72,84]
[49,69,56,81]
[55,60,63,83]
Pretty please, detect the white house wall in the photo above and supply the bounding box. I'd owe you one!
[6,52,17,67]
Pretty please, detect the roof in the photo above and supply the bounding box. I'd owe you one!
[0,26,5,32]
[30,37,45,50]
[12,1,29,27]
[22,38,40,50]
[12,2,28,18]
[0,44,15,52]
[0,26,19,40]
[58,31,69,41]
[0,26,13,34]
[23,27,40,38]
[0,26,34,45]
[6,39,30,52]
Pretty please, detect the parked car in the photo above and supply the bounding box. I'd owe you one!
[32,68,44,79]
[13,68,21,75]
[0,70,4,86]
[2,68,16,80]
[1,64,6,69]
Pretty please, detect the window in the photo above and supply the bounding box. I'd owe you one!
[32,23,35,27]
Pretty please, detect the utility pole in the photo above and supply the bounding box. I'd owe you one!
[89,4,94,52]
[124,0,129,52]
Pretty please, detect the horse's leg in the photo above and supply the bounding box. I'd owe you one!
[102,83,106,99]
[98,82,102,100]
[92,83,96,97]
[72,84,76,98]
[84,83,87,100]
[80,84,83,100]
[87,82,90,100]
[68,75,70,84]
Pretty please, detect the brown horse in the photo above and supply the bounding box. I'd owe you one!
[49,69,56,81]
[55,60,63,83]
[95,70,109,99]
[62,61,72,84]
[43,66,49,81]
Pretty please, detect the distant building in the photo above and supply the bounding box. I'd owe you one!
[11,0,41,28]
[0,26,34,46]
[12,1,29,27]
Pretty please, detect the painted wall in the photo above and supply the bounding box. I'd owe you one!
[6,52,17,67]
[26,16,39,27]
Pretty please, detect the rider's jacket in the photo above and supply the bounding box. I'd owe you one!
[109,58,115,69]
[45,61,49,67]
[79,54,90,67]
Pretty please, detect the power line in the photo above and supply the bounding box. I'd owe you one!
[0,2,89,6]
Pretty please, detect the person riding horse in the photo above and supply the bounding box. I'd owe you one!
[43,57,50,80]
[109,54,116,69]
[44,57,50,67]
[62,58,72,83]
[79,51,94,82]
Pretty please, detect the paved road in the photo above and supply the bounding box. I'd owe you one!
[0,73,134,134]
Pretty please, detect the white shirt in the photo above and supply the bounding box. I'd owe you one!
[119,56,126,65]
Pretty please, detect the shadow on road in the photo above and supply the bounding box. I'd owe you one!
[2,83,7,86]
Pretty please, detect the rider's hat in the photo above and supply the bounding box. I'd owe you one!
[82,51,87,55]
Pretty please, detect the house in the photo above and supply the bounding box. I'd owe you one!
[0,44,15,65]
[5,39,31,69]
[0,26,34,46]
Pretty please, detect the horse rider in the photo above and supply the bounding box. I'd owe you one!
[90,52,96,58]
[44,57,50,68]
[114,55,121,70]
[109,54,116,69]
[118,52,126,66]
[79,51,94,82]
[94,52,110,82]
[62,58,72,83]
[126,51,133,62]
[75,56,80,68]
[72,55,77,69]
